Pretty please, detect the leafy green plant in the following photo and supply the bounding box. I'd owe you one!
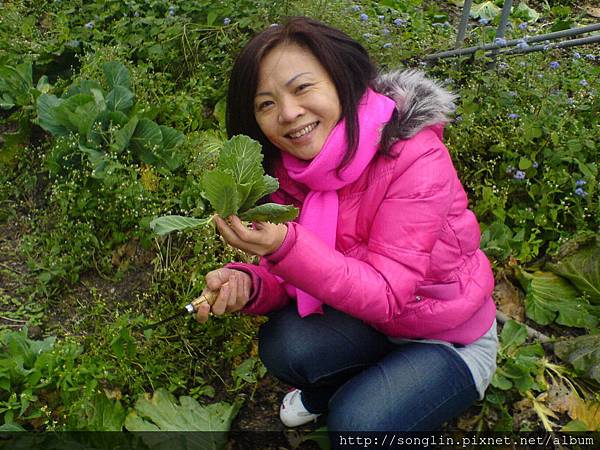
[36,61,184,178]
[125,388,241,449]
[0,327,57,425]
[546,234,600,304]
[554,334,600,384]
[513,234,600,330]
[516,269,600,330]
[150,135,298,235]
[0,327,124,430]
[0,61,50,110]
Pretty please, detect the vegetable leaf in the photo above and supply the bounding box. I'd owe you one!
[239,175,279,212]
[470,1,501,20]
[219,135,264,185]
[103,61,132,91]
[516,269,599,329]
[201,169,239,218]
[554,333,600,383]
[130,119,163,164]
[125,388,241,449]
[150,215,211,236]
[240,203,299,223]
[547,237,600,304]
[36,94,69,135]
[78,393,126,431]
[149,135,298,236]
[113,116,139,153]
[106,86,134,112]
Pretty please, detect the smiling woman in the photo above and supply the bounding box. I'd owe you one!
[197,16,499,441]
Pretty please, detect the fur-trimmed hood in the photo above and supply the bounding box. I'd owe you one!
[372,70,457,140]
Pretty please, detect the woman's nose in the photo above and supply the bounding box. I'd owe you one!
[278,99,304,124]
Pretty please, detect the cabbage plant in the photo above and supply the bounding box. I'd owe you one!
[150,135,298,235]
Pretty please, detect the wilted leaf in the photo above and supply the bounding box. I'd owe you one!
[545,379,573,415]
[532,393,559,431]
[547,236,600,304]
[517,269,598,329]
[554,334,600,383]
[149,215,211,236]
[513,3,540,22]
[140,165,159,192]
[494,275,525,321]
[125,388,241,450]
[569,395,600,431]
[584,5,600,18]
[240,203,299,223]
[470,1,501,20]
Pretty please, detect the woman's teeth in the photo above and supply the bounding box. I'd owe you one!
[288,122,318,139]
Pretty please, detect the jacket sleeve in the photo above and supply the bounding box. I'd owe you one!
[262,136,458,323]
[225,260,291,315]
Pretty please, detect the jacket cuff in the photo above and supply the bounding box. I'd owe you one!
[264,222,295,264]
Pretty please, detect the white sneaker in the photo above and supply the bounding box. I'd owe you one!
[279,389,321,427]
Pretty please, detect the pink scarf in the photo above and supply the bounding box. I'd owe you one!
[281,88,396,317]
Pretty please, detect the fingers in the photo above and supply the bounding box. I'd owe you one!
[197,269,252,324]
[195,301,211,324]
[211,278,233,316]
[214,215,265,255]
[205,267,231,290]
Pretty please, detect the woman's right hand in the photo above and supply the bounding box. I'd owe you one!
[195,268,252,323]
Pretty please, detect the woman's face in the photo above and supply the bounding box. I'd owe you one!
[254,43,342,160]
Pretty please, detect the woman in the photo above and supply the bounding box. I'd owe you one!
[195,17,498,433]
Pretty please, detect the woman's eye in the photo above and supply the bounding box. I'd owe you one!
[257,100,273,111]
[296,83,312,93]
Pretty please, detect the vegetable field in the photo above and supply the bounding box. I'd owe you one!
[0,0,598,446]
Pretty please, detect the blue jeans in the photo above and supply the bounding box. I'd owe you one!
[259,305,479,432]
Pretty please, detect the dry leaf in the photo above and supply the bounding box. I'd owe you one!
[533,393,559,431]
[569,395,600,431]
[111,239,138,267]
[584,5,600,18]
[545,380,574,414]
[513,397,537,425]
[104,387,123,401]
[493,274,526,321]
[457,412,482,431]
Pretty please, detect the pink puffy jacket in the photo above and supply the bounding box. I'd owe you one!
[228,70,496,345]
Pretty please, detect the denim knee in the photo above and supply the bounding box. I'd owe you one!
[257,309,315,385]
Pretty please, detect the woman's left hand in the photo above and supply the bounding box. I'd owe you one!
[214,215,288,256]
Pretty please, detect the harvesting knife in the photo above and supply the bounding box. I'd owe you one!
[139,288,220,331]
